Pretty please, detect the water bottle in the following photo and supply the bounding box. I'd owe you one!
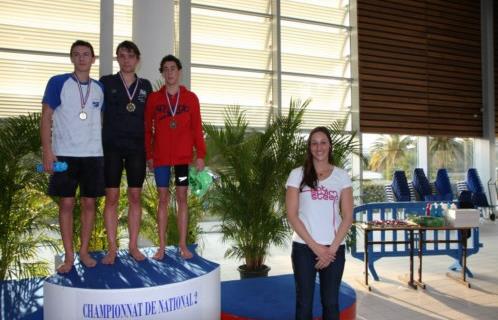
[430,203,436,217]
[36,161,68,173]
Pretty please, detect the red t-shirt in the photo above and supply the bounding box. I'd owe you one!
[144,85,206,167]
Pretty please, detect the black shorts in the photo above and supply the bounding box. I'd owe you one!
[104,149,146,188]
[48,156,105,198]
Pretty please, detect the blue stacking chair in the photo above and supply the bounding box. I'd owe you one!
[412,168,435,201]
[391,170,411,201]
[434,168,454,201]
[466,168,489,207]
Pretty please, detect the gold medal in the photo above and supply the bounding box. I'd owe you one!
[126,102,136,112]
[170,119,176,128]
[79,111,87,120]
[119,72,140,113]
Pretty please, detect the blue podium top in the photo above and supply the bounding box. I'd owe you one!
[45,246,219,289]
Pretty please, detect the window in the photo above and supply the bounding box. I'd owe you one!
[0,0,132,116]
[190,0,351,128]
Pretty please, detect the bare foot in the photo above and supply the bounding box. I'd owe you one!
[101,250,117,265]
[152,248,165,261]
[129,247,145,261]
[179,246,193,259]
[56,260,74,273]
[79,253,97,268]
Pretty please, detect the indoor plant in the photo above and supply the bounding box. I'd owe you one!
[203,100,308,277]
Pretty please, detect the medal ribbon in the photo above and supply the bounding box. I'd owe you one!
[165,87,180,118]
[74,73,91,110]
[118,72,140,103]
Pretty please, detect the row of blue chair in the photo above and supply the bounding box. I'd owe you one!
[388,168,453,202]
[385,169,496,220]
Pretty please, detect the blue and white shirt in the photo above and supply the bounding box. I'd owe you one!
[42,73,104,157]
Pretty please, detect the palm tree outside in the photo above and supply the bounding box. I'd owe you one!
[368,135,416,180]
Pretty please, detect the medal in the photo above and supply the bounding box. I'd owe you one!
[74,73,91,120]
[165,87,180,129]
[126,102,136,112]
[119,72,139,113]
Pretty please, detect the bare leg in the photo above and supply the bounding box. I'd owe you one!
[102,188,119,264]
[176,186,192,259]
[79,197,97,268]
[153,187,169,260]
[57,197,76,273]
[128,187,145,261]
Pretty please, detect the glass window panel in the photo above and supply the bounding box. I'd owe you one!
[281,0,350,26]
[113,0,133,73]
[0,52,100,116]
[114,0,133,52]
[1,0,100,55]
[192,0,271,14]
[362,133,418,181]
[192,43,272,71]
[496,140,498,179]
[282,53,349,78]
[192,67,271,107]
[281,21,350,60]
[191,4,273,127]
[282,75,350,128]
[0,0,132,117]
[282,75,350,110]
[1,0,100,31]
[200,103,272,128]
[191,8,272,70]
[192,67,271,127]
[428,137,474,183]
[0,24,100,56]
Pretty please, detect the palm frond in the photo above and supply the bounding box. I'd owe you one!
[203,100,308,270]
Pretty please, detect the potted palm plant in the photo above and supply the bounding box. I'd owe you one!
[204,101,365,278]
[203,101,308,278]
[0,113,60,281]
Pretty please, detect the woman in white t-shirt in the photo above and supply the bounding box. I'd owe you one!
[286,126,353,320]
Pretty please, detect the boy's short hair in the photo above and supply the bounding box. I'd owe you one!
[159,54,182,73]
[70,40,95,57]
[116,40,141,59]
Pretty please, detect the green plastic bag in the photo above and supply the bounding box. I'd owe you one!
[189,167,214,197]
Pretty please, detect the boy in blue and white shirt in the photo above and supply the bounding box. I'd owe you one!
[40,40,104,273]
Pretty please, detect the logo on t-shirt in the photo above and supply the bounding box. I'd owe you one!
[311,185,338,201]
[138,89,147,102]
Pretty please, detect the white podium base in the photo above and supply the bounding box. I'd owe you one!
[43,246,220,320]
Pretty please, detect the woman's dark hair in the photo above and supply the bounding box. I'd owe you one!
[116,40,141,59]
[299,126,333,191]
[158,54,182,73]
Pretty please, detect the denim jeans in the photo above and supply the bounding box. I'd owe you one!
[291,241,346,320]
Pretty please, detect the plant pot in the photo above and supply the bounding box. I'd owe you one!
[237,264,271,279]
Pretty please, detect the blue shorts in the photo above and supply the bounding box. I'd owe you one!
[154,164,189,187]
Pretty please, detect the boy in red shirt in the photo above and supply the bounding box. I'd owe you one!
[144,55,206,260]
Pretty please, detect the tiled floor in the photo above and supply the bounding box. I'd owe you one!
[199,219,498,320]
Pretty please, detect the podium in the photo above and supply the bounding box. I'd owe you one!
[43,246,220,320]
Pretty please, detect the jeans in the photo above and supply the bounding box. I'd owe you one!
[291,241,346,320]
